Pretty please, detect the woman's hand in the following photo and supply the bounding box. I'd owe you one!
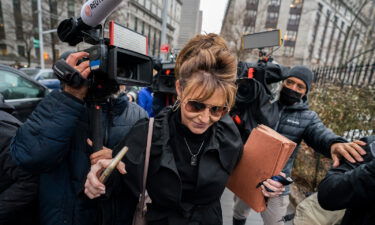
[84,159,126,199]
[260,172,286,198]
[87,139,113,165]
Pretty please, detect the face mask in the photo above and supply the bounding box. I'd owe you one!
[279,87,302,106]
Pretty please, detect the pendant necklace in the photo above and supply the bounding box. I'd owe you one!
[183,137,205,166]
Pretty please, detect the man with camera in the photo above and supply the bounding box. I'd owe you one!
[232,65,366,225]
[10,52,148,225]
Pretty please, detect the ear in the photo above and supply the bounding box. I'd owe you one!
[175,80,182,97]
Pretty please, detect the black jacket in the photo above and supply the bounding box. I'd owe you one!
[318,136,375,225]
[10,91,148,225]
[114,107,243,225]
[0,98,38,225]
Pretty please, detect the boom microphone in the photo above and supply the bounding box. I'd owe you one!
[57,0,123,46]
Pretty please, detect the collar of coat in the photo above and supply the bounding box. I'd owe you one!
[125,106,243,174]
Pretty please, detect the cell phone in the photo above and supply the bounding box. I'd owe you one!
[99,146,128,183]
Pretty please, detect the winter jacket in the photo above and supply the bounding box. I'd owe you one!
[0,97,38,225]
[113,107,243,225]
[318,136,375,225]
[10,90,148,225]
[137,87,154,117]
[232,78,346,195]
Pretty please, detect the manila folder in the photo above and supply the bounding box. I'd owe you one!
[226,125,296,212]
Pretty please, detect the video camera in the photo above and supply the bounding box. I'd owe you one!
[236,30,286,104]
[54,0,153,152]
[55,0,153,102]
[152,62,176,94]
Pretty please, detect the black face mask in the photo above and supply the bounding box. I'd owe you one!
[279,87,303,106]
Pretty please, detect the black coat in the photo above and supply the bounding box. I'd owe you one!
[114,107,243,225]
[0,100,38,225]
[318,136,375,225]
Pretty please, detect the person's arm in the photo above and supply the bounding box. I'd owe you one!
[10,91,85,172]
[10,52,90,173]
[302,112,366,166]
[318,153,375,210]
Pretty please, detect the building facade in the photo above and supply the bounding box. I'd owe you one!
[175,0,202,51]
[221,0,374,67]
[0,0,182,67]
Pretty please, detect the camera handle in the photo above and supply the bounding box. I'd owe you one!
[89,104,103,152]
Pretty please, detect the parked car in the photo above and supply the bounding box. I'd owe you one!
[0,64,49,122]
[20,68,61,90]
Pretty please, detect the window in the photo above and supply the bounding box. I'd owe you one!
[68,0,75,17]
[18,45,25,57]
[269,0,280,6]
[13,0,24,40]
[286,31,297,41]
[0,2,5,40]
[289,14,301,25]
[0,70,45,100]
[0,44,7,55]
[283,46,295,56]
[134,17,138,31]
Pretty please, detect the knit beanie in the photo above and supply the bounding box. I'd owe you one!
[286,65,314,93]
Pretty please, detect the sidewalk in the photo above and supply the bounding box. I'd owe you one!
[221,188,294,225]
[221,188,263,225]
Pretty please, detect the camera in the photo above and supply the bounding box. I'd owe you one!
[235,30,286,105]
[152,62,176,94]
[55,0,153,102]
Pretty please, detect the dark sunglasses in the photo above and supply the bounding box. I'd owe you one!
[185,100,228,117]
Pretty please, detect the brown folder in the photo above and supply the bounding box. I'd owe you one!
[227,124,296,212]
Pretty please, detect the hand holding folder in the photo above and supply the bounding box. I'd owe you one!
[227,125,296,212]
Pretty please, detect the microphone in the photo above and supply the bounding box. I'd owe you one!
[57,0,123,46]
[80,0,123,27]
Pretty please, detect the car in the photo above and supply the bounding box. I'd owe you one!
[0,64,49,122]
[20,68,61,91]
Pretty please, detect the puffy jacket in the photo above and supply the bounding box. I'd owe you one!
[113,107,243,225]
[318,136,375,225]
[10,90,148,225]
[0,100,38,225]
[232,78,346,195]
[276,98,346,194]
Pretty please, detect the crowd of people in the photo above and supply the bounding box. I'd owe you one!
[1,33,373,225]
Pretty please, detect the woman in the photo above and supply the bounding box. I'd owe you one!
[84,33,284,225]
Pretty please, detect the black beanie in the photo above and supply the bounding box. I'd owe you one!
[286,65,314,93]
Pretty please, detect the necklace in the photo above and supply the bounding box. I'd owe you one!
[183,137,205,166]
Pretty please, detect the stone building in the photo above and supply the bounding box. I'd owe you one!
[221,0,374,67]
[175,0,202,51]
[0,0,182,67]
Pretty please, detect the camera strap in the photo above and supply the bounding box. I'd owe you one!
[53,59,87,88]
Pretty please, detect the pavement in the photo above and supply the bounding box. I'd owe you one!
[221,188,263,225]
[221,188,294,225]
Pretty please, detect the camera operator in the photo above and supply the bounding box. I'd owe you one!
[232,65,366,225]
[10,52,148,225]
[318,136,375,225]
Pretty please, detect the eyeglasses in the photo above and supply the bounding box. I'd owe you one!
[185,100,228,117]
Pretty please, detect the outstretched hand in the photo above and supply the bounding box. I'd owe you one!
[330,140,367,168]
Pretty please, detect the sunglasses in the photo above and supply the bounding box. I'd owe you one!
[185,100,228,117]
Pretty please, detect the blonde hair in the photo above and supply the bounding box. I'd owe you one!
[175,33,237,108]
